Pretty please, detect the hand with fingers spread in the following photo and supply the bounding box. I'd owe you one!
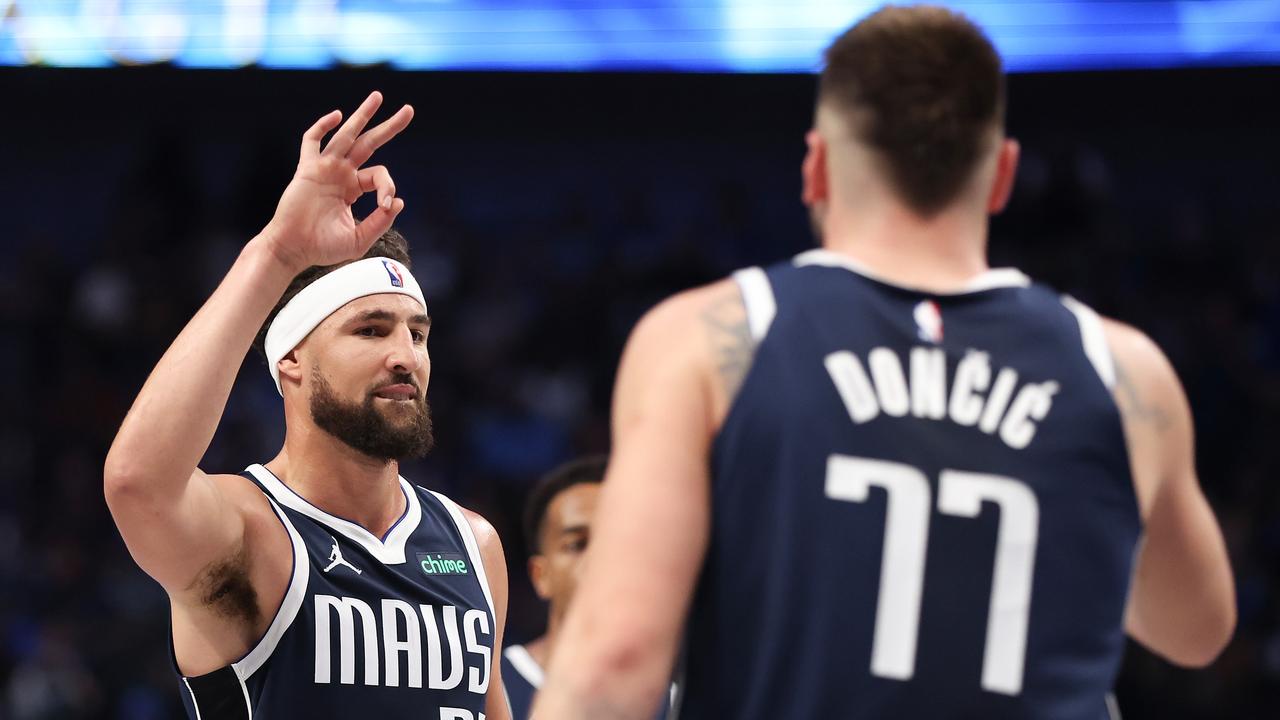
[262,91,414,272]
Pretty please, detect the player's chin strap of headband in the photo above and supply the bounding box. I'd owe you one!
[264,256,427,396]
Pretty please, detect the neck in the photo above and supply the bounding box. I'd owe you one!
[523,634,550,670]
[525,605,566,669]
[819,195,992,293]
[265,423,406,538]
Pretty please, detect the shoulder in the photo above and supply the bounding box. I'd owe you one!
[414,487,507,588]
[457,505,508,592]
[206,471,281,529]
[459,506,504,557]
[1099,317,1192,514]
[630,277,742,349]
[207,470,266,501]
[621,277,748,426]
[1100,318,1185,406]
[421,487,507,566]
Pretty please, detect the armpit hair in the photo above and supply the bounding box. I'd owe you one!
[192,541,261,624]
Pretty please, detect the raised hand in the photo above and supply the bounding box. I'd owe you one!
[262,91,414,272]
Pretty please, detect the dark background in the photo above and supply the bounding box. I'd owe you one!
[1,65,1278,718]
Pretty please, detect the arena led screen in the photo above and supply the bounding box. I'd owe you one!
[2,0,1279,72]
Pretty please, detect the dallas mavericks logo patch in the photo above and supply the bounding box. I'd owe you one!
[382,259,404,288]
[914,299,944,343]
[418,552,469,577]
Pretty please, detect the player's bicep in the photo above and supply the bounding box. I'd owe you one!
[105,467,247,594]
[1105,319,1200,521]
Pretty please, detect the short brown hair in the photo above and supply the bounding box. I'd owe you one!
[818,5,1005,216]
[252,229,412,359]
[523,455,607,554]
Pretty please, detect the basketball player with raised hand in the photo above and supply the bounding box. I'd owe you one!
[535,6,1235,719]
[104,92,510,719]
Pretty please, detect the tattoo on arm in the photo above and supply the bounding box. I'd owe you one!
[700,292,756,399]
[1113,362,1173,433]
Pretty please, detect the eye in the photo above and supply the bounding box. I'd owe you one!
[411,329,427,343]
[564,537,588,554]
[355,326,378,337]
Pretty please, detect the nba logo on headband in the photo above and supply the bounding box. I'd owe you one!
[382,259,404,288]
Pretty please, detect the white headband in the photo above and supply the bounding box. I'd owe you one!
[264,256,426,395]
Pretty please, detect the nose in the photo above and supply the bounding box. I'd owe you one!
[385,325,423,375]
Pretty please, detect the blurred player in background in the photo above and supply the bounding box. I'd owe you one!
[536,6,1236,719]
[503,456,670,719]
[104,92,510,719]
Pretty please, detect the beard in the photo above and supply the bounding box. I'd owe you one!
[309,368,435,462]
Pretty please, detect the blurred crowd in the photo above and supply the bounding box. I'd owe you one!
[1,69,1278,719]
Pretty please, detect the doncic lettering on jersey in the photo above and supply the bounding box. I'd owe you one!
[824,346,1059,450]
[174,465,496,720]
[677,250,1140,720]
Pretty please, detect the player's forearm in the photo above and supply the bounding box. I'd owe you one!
[534,675,662,720]
[533,617,673,720]
[1125,487,1236,667]
[104,234,299,497]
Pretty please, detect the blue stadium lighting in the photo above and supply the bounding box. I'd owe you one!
[1,1,1278,72]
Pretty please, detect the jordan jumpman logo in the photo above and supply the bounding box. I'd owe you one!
[323,535,362,575]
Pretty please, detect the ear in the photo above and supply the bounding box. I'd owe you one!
[529,555,552,600]
[987,138,1020,214]
[802,128,830,207]
[277,349,304,388]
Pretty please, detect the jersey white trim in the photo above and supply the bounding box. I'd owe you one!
[1106,692,1122,720]
[237,674,252,718]
[503,644,545,688]
[428,490,498,623]
[794,249,1031,294]
[245,464,422,564]
[182,677,204,720]
[231,496,310,681]
[1060,295,1116,389]
[732,267,777,343]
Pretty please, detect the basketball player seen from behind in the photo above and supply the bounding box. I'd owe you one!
[104,92,510,719]
[536,7,1235,719]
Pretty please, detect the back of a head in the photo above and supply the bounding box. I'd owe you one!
[819,4,1005,217]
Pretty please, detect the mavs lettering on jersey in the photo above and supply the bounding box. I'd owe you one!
[678,250,1140,720]
[313,596,491,691]
[174,465,496,720]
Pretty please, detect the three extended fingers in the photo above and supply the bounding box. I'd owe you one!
[347,104,415,168]
[298,91,414,168]
[297,91,413,218]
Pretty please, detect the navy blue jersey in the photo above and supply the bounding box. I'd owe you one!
[677,250,1141,720]
[500,645,541,719]
[175,464,496,719]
